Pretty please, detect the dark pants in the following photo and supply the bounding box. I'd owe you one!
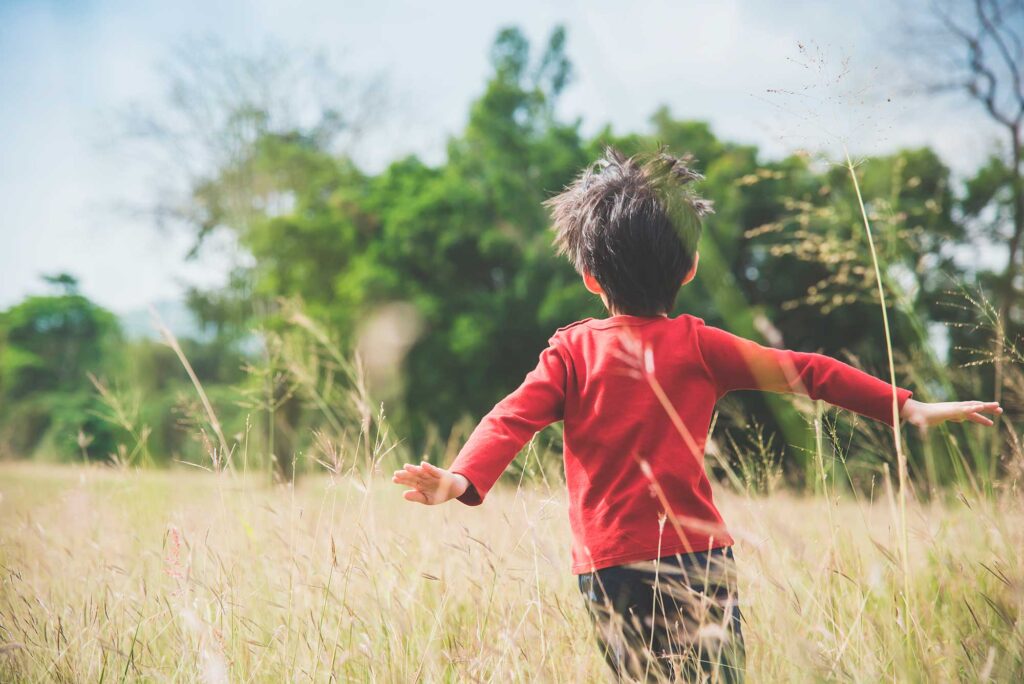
[577,547,745,683]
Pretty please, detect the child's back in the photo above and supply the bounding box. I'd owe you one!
[450,311,907,574]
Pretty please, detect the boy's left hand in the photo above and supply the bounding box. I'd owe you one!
[391,461,469,505]
[900,398,1002,428]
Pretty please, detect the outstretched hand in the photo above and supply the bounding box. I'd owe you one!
[900,398,1002,429]
[391,461,470,505]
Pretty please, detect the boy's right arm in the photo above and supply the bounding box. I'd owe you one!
[392,341,568,506]
[695,325,999,428]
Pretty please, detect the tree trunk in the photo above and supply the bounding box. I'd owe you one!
[1004,130,1023,320]
[993,127,1022,466]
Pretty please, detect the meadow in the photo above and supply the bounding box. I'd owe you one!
[3,17,1024,683]
[1,457,1021,682]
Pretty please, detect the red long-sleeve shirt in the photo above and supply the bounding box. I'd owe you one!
[449,314,912,574]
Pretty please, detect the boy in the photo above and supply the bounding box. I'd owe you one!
[391,148,1001,682]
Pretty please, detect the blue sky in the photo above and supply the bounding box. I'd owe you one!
[0,0,1002,314]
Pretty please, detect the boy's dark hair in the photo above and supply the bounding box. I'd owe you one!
[545,147,712,316]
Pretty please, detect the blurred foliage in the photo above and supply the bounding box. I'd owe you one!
[0,275,121,460]
[1,27,1020,489]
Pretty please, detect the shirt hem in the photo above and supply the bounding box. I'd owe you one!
[572,537,735,575]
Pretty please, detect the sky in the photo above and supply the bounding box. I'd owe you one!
[0,0,1006,315]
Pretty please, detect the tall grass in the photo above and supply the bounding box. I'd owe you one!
[1,460,1021,682]
[2,296,1022,681]
[2,294,1022,682]
[843,145,914,644]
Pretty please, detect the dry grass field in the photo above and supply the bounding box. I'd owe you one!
[1,462,1022,682]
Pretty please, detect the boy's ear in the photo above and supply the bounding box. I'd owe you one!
[582,271,604,295]
[681,252,700,286]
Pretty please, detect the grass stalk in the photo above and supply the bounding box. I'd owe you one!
[843,145,913,638]
[151,308,230,465]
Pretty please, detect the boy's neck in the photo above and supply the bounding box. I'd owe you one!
[606,309,669,318]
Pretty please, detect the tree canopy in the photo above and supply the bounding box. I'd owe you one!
[0,27,1015,487]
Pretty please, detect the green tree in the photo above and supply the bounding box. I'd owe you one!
[126,25,992,486]
[0,276,123,460]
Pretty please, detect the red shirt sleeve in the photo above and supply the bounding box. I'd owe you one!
[695,324,912,426]
[448,341,568,505]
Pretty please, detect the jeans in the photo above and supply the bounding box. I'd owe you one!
[577,547,745,682]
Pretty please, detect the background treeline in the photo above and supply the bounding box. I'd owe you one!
[1,27,1021,490]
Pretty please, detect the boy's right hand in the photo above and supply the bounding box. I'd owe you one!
[900,398,1002,428]
[391,461,469,505]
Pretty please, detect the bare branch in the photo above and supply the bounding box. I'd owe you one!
[110,37,390,249]
[976,0,1024,122]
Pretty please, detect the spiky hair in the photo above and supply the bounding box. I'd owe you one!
[544,147,711,315]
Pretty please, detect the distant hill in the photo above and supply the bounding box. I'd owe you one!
[119,300,213,342]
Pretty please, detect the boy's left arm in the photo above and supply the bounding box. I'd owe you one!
[392,342,568,506]
[696,325,1000,428]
